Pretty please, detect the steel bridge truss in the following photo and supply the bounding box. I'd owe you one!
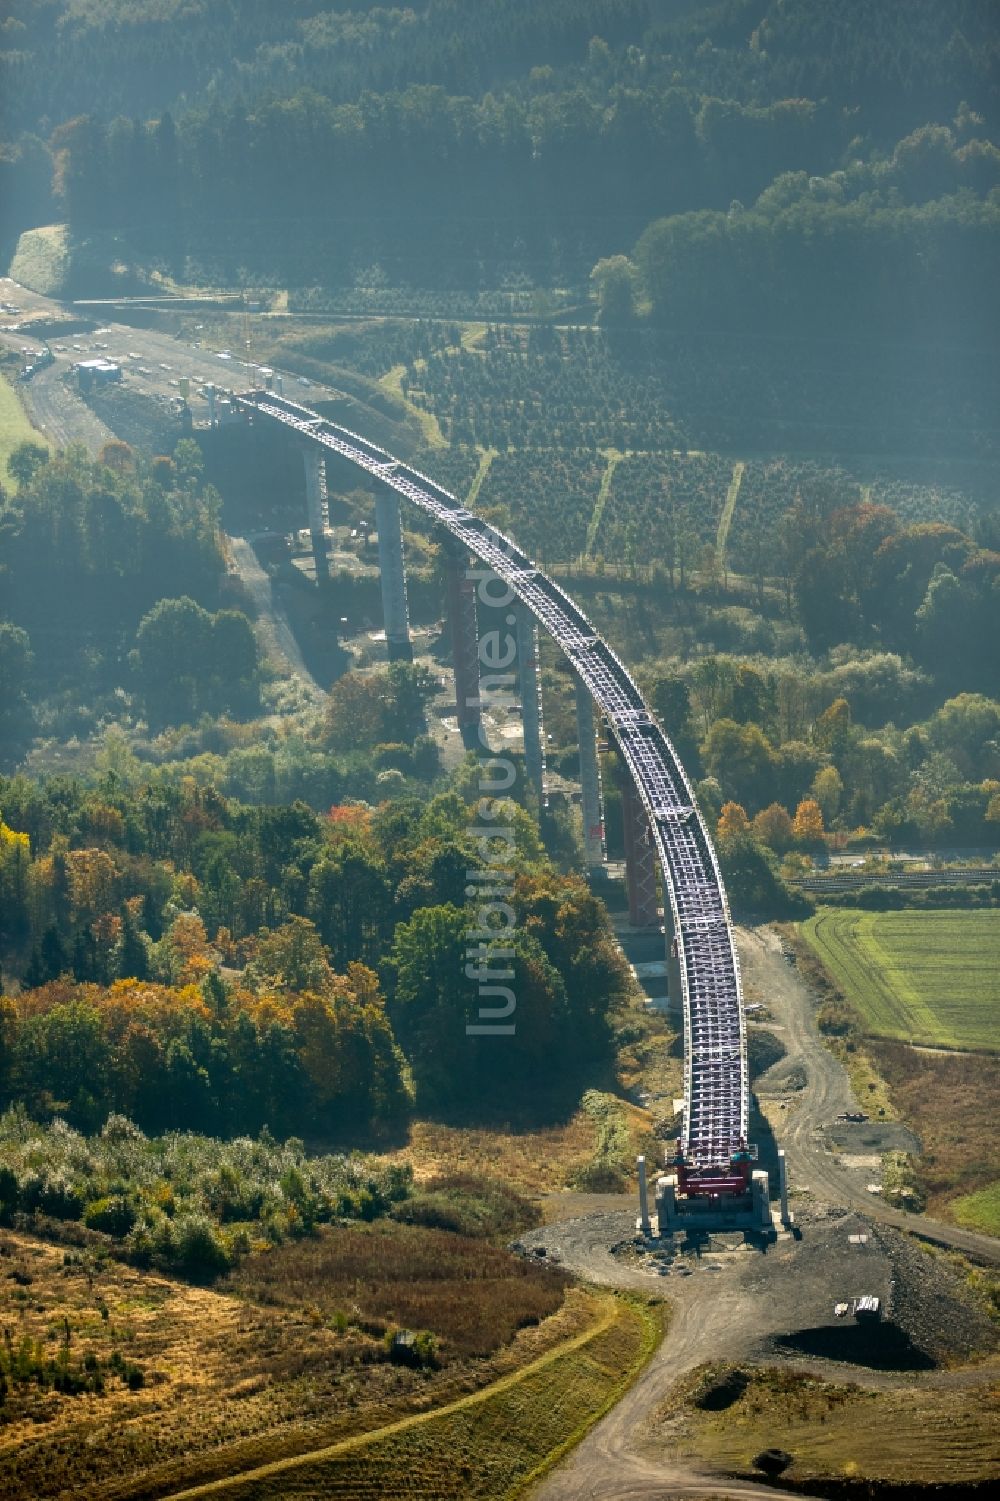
[235,392,750,1173]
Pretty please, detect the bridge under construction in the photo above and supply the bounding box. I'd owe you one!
[231,388,776,1233]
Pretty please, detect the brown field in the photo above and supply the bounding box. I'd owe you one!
[387,984,680,1202]
[229,1221,567,1359]
[656,1362,1000,1487]
[0,1223,584,1501]
[872,1040,1000,1222]
[391,1114,597,1195]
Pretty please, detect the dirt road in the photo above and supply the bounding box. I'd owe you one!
[529,924,999,1501]
[226,535,326,707]
[534,1257,814,1501]
[742,925,1000,1264]
[18,362,114,454]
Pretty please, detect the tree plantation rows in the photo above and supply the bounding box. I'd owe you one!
[399,320,1000,466]
[601,453,733,568]
[411,327,691,453]
[474,449,606,564]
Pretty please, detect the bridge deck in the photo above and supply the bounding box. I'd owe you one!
[235,392,749,1171]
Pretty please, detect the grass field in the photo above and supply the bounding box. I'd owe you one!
[390,1092,659,1199]
[953,1182,1000,1237]
[802,908,1000,1052]
[8,224,69,296]
[0,369,48,486]
[660,1363,1000,1487]
[159,1292,660,1500]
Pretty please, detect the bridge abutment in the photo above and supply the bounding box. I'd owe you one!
[654,1170,773,1235]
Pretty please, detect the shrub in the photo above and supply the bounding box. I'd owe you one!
[174,1213,232,1279]
[0,1166,19,1217]
[124,1224,154,1267]
[392,1175,539,1240]
[84,1196,136,1237]
[39,1176,85,1221]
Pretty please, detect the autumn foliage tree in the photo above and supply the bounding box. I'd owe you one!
[717,802,750,839]
[752,803,795,852]
[792,798,826,848]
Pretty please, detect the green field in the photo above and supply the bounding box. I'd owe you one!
[802,908,1000,1052]
[0,370,47,486]
[952,1182,1000,1237]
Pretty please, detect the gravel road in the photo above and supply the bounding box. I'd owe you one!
[226,535,326,707]
[17,363,114,455]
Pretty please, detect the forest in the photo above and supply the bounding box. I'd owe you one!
[0,760,629,1135]
[1,1,998,311]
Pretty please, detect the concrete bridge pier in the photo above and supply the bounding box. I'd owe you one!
[374,482,412,662]
[443,538,481,748]
[663,894,683,1019]
[516,605,546,804]
[302,447,330,586]
[621,773,660,928]
[575,676,606,875]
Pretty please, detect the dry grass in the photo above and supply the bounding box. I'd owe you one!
[0,1223,580,1500]
[387,990,678,1202]
[397,1100,656,1197]
[387,1112,598,1196]
[656,1362,1000,1486]
[228,1222,567,1360]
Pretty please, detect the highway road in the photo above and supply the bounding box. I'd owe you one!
[0,277,338,452]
